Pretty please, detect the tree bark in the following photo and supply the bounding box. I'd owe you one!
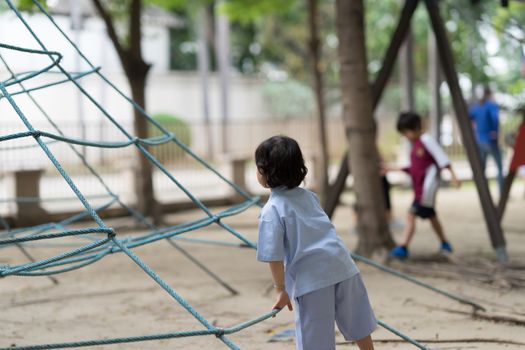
[335,0,394,256]
[92,0,158,220]
[306,0,329,200]
[323,0,419,217]
[129,67,158,219]
[127,0,157,220]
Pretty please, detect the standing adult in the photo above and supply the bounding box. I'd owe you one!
[469,87,504,194]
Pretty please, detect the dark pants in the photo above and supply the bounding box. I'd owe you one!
[478,141,504,194]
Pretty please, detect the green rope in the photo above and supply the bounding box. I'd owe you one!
[0,1,486,349]
[0,309,281,350]
[350,253,486,312]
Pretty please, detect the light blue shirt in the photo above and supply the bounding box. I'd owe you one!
[257,186,359,298]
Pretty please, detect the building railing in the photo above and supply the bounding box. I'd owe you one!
[0,117,512,217]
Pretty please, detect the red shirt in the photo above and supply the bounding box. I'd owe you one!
[404,134,450,203]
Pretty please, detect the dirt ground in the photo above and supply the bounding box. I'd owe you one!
[1,182,525,350]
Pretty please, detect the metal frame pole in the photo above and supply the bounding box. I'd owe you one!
[425,0,507,263]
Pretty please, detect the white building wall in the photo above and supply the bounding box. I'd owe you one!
[0,7,274,173]
[0,11,169,74]
[147,72,267,121]
[0,11,269,126]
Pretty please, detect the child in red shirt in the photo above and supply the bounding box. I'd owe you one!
[389,112,460,258]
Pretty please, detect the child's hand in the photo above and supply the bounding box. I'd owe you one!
[272,290,293,315]
[451,176,461,188]
[381,164,400,174]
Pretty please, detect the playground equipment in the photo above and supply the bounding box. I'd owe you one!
[0,0,497,349]
[323,0,509,263]
[498,111,525,219]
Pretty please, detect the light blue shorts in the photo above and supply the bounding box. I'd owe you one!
[294,274,377,350]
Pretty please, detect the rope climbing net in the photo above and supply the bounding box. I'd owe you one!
[0,1,484,349]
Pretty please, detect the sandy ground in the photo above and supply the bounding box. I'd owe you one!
[1,182,525,350]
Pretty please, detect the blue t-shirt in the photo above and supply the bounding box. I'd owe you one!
[469,101,499,144]
[257,186,359,298]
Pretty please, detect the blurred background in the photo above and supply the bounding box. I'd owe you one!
[0,0,523,219]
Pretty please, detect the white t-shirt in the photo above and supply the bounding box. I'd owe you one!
[257,186,359,298]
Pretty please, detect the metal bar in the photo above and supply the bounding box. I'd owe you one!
[323,154,349,217]
[497,170,516,221]
[424,0,507,262]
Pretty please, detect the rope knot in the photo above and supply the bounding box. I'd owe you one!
[212,215,221,223]
[133,137,140,144]
[32,130,42,138]
[215,328,225,338]
[106,228,116,238]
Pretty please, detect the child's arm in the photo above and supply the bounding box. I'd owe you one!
[381,163,409,175]
[445,165,461,188]
[421,134,460,187]
[382,165,406,173]
[269,261,293,312]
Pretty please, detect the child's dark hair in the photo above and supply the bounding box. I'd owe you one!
[255,135,308,189]
[397,112,422,132]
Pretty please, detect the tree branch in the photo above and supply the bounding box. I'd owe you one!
[91,0,128,64]
[129,0,142,60]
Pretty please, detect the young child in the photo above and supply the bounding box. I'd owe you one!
[389,112,460,259]
[255,135,376,350]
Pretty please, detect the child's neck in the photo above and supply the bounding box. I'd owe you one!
[411,131,423,142]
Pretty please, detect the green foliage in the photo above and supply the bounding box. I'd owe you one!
[491,2,525,109]
[13,0,47,11]
[221,0,295,24]
[364,0,403,78]
[150,0,211,11]
[254,0,309,80]
[365,0,523,112]
[442,1,491,88]
[230,0,339,84]
[169,24,198,71]
[230,21,258,73]
[148,113,192,164]
[11,0,523,114]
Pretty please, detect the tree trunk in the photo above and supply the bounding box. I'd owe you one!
[306,0,329,200]
[335,0,394,256]
[323,0,419,218]
[126,0,158,221]
[128,68,158,220]
[91,0,158,220]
